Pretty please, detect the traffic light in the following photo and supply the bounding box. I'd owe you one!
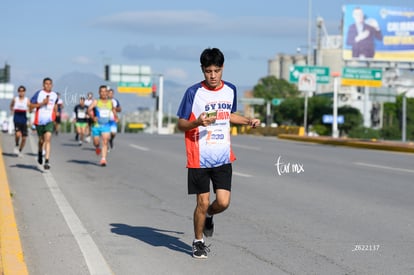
[0,64,10,83]
[152,83,157,98]
[104,65,110,81]
[4,64,10,82]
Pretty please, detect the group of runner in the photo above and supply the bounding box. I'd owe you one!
[10,78,121,168]
[10,48,261,260]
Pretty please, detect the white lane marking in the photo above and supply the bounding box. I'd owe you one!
[130,144,149,151]
[30,137,113,275]
[233,171,252,178]
[232,143,261,151]
[354,162,414,174]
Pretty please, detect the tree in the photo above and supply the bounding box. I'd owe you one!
[253,75,300,99]
[275,97,303,125]
[382,95,414,140]
[307,96,332,125]
[274,96,331,128]
[252,76,300,121]
[338,105,363,135]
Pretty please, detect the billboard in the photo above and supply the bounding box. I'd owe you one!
[343,5,414,62]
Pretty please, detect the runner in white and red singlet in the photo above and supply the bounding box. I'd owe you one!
[177,48,260,259]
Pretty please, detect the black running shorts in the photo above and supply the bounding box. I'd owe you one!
[187,163,232,194]
[14,123,28,137]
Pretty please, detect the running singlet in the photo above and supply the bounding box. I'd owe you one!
[12,97,29,124]
[176,81,237,168]
[30,90,58,125]
[95,100,112,125]
[74,105,88,123]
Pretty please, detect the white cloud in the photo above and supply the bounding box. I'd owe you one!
[164,68,188,81]
[72,56,94,65]
[122,44,200,61]
[91,10,308,38]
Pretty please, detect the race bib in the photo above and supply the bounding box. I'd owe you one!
[205,127,230,145]
[99,109,110,118]
[78,110,86,118]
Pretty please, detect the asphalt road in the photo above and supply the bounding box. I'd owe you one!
[1,132,414,275]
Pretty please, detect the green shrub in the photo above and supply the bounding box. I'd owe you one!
[348,127,381,139]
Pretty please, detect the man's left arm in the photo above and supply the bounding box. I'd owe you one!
[230,113,260,128]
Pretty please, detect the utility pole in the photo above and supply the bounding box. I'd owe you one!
[402,92,407,142]
[332,72,340,138]
[307,0,312,65]
[157,74,164,134]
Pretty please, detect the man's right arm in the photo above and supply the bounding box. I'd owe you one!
[177,113,217,132]
[29,93,48,109]
[177,118,201,132]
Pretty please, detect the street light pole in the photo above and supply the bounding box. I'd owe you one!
[307,0,312,65]
[363,86,371,128]
[304,91,308,134]
[402,92,406,142]
[157,74,164,134]
[303,0,312,135]
[332,72,340,138]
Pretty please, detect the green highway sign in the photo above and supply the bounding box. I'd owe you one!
[341,67,382,87]
[289,65,330,84]
[271,98,284,106]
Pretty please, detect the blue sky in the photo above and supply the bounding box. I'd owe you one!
[1,0,413,93]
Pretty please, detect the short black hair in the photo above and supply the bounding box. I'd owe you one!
[200,48,224,67]
[18,85,26,91]
[43,77,53,84]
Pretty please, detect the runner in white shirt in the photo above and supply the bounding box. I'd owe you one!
[30,77,59,170]
[9,85,30,157]
[177,48,260,259]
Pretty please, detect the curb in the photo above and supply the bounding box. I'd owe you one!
[278,134,414,154]
[0,135,29,275]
